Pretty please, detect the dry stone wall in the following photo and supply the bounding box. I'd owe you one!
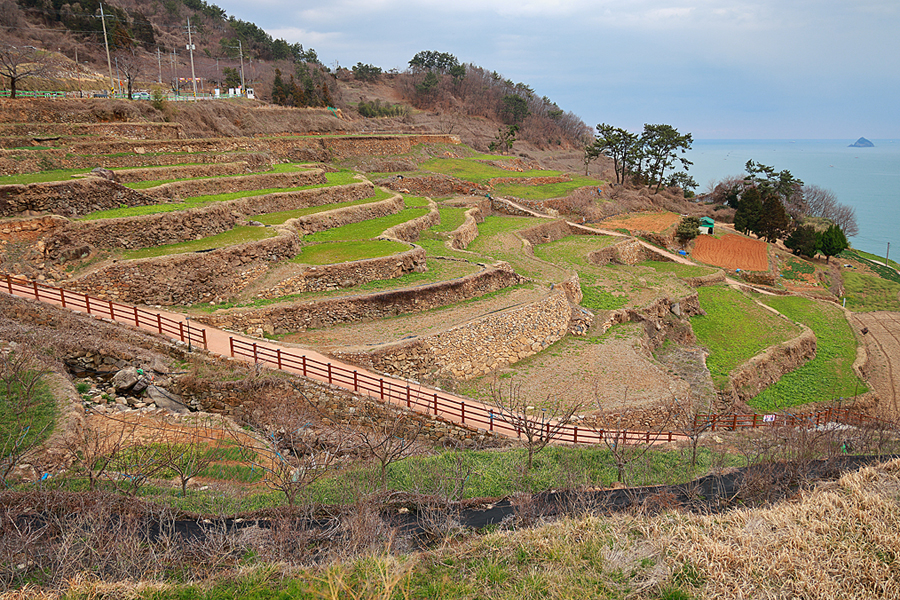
[381,202,440,242]
[289,194,402,235]
[0,150,272,176]
[0,179,159,219]
[110,161,251,183]
[449,207,483,250]
[0,122,182,139]
[143,169,325,200]
[684,270,727,287]
[64,229,300,305]
[257,246,426,297]
[518,220,589,247]
[723,327,817,406]
[333,291,572,381]
[43,182,375,258]
[587,237,673,266]
[194,264,525,336]
[597,293,703,335]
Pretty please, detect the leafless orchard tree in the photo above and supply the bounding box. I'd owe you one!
[232,387,349,506]
[0,44,49,99]
[106,422,165,496]
[352,412,425,489]
[155,418,218,496]
[63,411,131,491]
[491,381,584,471]
[114,49,141,100]
[803,184,859,237]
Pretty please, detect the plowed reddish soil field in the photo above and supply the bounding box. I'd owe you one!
[852,311,900,418]
[693,234,768,271]
[600,211,680,233]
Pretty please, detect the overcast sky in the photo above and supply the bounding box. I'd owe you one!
[212,0,898,139]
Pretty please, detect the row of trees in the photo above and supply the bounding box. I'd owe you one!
[720,160,856,257]
[585,123,696,193]
[270,65,335,108]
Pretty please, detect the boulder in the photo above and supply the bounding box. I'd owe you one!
[111,366,139,392]
[146,385,189,413]
[89,167,118,182]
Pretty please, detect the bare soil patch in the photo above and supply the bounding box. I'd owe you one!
[599,211,680,233]
[458,322,690,428]
[693,234,769,271]
[851,311,900,418]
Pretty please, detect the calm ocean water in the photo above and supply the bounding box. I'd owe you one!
[685,140,900,257]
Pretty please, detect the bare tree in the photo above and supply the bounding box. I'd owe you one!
[353,412,425,489]
[586,387,668,485]
[106,422,166,496]
[63,411,131,491]
[491,381,584,471]
[156,419,217,496]
[115,49,141,100]
[803,184,859,237]
[233,388,348,506]
[0,44,49,99]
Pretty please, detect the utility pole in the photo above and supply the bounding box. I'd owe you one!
[238,39,245,94]
[157,47,162,84]
[171,48,177,94]
[99,3,114,93]
[186,17,198,99]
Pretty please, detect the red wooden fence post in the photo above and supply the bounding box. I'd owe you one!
[380,378,384,400]
[179,322,185,342]
[60,288,66,308]
[252,343,258,364]
[406,386,411,408]
[277,349,282,370]
[32,280,39,300]
[573,427,578,444]
[229,337,235,357]
[108,300,115,320]
[85,295,90,315]
[157,314,163,334]
[327,363,332,384]
[354,371,358,392]
[302,355,307,377]
[433,393,438,415]
[133,306,139,327]
[461,402,465,424]
[6,275,11,294]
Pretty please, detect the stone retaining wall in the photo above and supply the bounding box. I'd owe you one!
[179,357,505,448]
[740,270,777,287]
[60,134,459,163]
[0,179,158,218]
[381,202,440,242]
[0,122,182,139]
[0,150,272,176]
[257,246,427,297]
[110,161,252,183]
[684,270,727,287]
[597,293,703,335]
[143,169,325,200]
[518,220,587,247]
[64,229,300,305]
[587,237,673,266]
[333,290,572,381]
[43,182,375,258]
[723,327,817,406]
[450,207,482,250]
[487,175,570,186]
[0,215,68,241]
[289,194,402,235]
[194,264,526,337]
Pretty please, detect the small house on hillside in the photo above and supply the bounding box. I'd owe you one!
[699,217,715,235]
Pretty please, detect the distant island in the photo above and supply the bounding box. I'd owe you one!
[849,137,874,147]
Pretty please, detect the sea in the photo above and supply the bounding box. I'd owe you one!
[685,139,900,258]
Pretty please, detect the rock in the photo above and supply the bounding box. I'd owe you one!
[146,385,189,413]
[90,167,118,182]
[111,367,139,392]
[849,137,874,148]
[670,302,682,317]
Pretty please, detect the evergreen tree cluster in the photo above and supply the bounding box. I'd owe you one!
[590,123,695,193]
[270,66,334,108]
[785,223,849,261]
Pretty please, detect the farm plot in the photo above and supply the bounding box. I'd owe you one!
[457,322,690,425]
[693,234,769,271]
[851,311,900,417]
[599,211,681,233]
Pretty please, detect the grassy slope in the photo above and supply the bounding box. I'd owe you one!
[752,295,866,410]
[691,286,802,389]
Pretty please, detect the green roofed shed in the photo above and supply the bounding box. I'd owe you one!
[699,216,715,234]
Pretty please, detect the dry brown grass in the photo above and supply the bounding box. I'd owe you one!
[650,458,900,599]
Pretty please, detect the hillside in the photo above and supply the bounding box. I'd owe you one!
[2,9,900,600]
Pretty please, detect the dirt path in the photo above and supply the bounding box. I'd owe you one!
[851,311,900,417]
